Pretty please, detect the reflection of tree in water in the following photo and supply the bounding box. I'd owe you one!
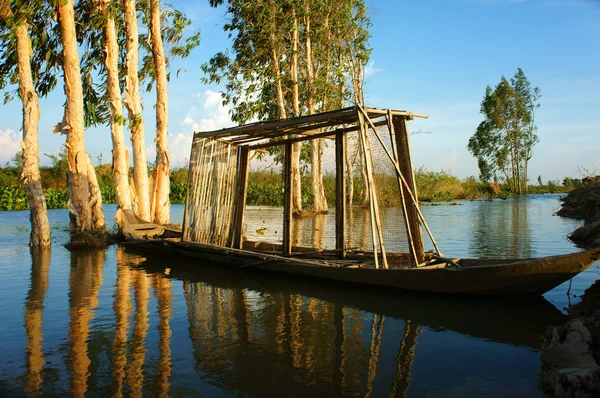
[469,198,533,258]
[112,248,132,398]
[68,250,105,398]
[23,248,51,397]
[125,267,150,398]
[184,282,421,396]
[152,274,172,398]
[111,248,173,397]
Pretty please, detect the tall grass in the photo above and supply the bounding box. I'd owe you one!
[0,165,576,211]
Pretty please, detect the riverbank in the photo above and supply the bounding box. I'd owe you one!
[539,281,600,397]
[540,175,600,397]
[558,176,600,248]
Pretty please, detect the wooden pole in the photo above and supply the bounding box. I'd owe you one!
[387,110,419,268]
[283,142,293,255]
[230,146,249,249]
[358,105,442,257]
[335,131,347,258]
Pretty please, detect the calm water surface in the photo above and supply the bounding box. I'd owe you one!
[0,194,598,397]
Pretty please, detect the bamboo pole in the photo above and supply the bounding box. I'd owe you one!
[357,112,381,269]
[358,105,442,257]
[181,140,199,242]
[283,142,293,255]
[335,131,347,258]
[387,110,419,268]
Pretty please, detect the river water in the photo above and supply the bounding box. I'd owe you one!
[0,194,598,397]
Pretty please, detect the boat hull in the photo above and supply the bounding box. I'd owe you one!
[122,239,600,296]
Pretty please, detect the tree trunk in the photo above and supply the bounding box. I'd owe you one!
[287,14,302,212]
[150,0,170,225]
[85,153,106,232]
[56,0,93,236]
[99,0,132,229]
[10,15,51,247]
[303,6,327,212]
[124,0,151,222]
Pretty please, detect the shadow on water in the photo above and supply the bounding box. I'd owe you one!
[3,244,565,397]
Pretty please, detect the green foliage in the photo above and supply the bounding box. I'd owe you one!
[467,68,541,194]
[202,0,372,123]
[562,177,582,191]
[45,188,68,209]
[0,186,27,210]
[170,183,186,204]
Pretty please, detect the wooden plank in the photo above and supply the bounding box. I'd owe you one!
[230,146,249,249]
[283,142,293,255]
[247,121,386,150]
[194,106,358,139]
[335,131,346,259]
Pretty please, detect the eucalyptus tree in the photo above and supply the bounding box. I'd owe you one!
[204,0,371,212]
[147,0,170,224]
[55,0,105,235]
[138,1,201,224]
[74,0,133,229]
[468,68,540,194]
[0,0,52,246]
[122,0,151,221]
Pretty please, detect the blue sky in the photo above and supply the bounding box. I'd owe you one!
[0,0,598,182]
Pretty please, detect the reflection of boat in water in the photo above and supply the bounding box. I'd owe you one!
[133,253,567,350]
[123,106,600,295]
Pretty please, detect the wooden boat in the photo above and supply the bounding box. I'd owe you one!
[123,106,600,295]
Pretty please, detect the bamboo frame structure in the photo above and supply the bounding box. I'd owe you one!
[182,105,435,269]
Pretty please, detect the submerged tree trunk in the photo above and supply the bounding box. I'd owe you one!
[124,0,151,222]
[8,12,51,246]
[56,0,94,236]
[99,0,132,229]
[99,0,132,226]
[149,0,170,225]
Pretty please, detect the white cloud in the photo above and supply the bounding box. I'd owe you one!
[169,133,193,167]
[179,90,235,134]
[0,129,22,165]
[364,60,383,80]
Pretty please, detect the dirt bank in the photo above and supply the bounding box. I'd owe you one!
[539,281,600,397]
[558,176,600,248]
[542,178,600,396]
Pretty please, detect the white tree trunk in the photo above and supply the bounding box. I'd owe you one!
[99,0,132,229]
[289,13,302,212]
[150,0,170,225]
[56,0,94,236]
[9,15,51,246]
[124,0,151,222]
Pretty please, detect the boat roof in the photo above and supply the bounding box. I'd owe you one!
[193,106,427,148]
